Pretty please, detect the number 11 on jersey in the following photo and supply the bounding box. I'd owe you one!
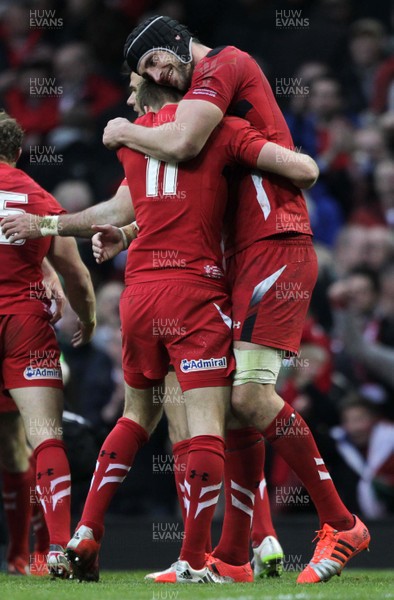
[145,156,179,197]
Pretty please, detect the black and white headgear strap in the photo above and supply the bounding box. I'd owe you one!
[124,15,193,74]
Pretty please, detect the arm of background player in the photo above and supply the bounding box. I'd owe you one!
[256,143,319,189]
[47,237,96,347]
[1,184,134,241]
[103,100,223,162]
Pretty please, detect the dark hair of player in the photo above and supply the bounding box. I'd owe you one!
[0,111,23,163]
[136,79,184,112]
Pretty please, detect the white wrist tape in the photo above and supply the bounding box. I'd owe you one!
[39,215,59,236]
[119,227,129,250]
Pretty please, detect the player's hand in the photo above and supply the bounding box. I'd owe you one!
[103,118,133,150]
[42,269,67,325]
[0,213,41,241]
[71,318,96,347]
[91,224,125,263]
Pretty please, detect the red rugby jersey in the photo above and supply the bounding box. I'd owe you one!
[0,163,64,317]
[183,45,312,246]
[118,104,268,287]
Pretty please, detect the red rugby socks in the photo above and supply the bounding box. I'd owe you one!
[32,501,50,555]
[172,438,190,525]
[173,437,213,554]
[251,475,278,547]
[79,417,148,542]
[263,403,354,531]
[2,461,34,564]
[29,454,49,556]
[33,439,71,548]
[180,435,225,569]
[213,427,264,565]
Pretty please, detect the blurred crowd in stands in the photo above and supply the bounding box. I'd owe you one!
[0,0,393,520]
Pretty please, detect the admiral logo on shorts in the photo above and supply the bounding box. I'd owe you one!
[180,357,227,373]
[23,365,62,380]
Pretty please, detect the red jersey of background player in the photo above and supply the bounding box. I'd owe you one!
[0,163,64,317]
[183,45,312,247]
[118,104,269,287]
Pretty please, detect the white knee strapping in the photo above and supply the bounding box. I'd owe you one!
[233,347,283,386]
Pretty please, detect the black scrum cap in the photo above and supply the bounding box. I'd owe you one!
[124,15,193,73]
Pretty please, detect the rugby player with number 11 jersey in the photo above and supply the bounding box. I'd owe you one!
[105,15,371,584]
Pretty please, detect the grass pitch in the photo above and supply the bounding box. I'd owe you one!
[0,570,393,600]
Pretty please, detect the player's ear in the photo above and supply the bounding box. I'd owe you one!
[15,147,22,162]
[143,105,151,114]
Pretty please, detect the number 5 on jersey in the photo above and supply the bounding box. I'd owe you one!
[0,191,28,245]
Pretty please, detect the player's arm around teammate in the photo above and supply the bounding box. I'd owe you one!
[256,143,319,189]
[0,181,134,242]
